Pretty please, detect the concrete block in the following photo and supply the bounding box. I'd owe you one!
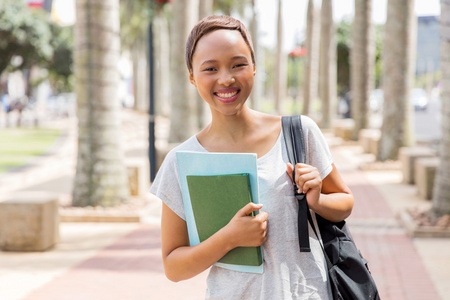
[359,129,381,154]
[332,119,355,141]
[0,192,59,251]
[369,134,381,157]
[399,146,436,184]
[415,157,439,200]
[126,159,150,196]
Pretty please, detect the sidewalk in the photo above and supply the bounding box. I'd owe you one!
[0,110,449,300]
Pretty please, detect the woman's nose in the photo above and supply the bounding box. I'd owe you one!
[217,71,235,86]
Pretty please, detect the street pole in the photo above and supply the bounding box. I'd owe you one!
[148,21,156,182]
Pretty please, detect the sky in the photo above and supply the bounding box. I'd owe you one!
[257,0,442,51]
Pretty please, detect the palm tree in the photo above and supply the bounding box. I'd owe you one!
[303,0,320,116]
[350,0,374,139]
[377,0,416,161]
[73,0,129,206]
[432,0,450,216]
[318,0,336,128]
[168,0,199,143]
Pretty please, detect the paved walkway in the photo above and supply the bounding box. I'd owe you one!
[1,110,449,300]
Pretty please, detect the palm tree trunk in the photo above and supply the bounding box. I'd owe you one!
[169,0,199,143]
[377,0,416,161]
[73,0,128,207]
[432,0,450,216]
[132,34,149,112]
[351,0,374,139]
[196,0,213,128]
[274,0,284,114]
[154,8,171,117]
[249,0,262,111]
[318,0,336,128]
[303,0,320,116]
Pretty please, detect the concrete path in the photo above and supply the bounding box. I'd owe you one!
[1,110,449,300]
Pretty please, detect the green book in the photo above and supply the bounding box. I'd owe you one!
[186,173,263,267]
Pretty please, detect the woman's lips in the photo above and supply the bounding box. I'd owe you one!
[214,87,240,104]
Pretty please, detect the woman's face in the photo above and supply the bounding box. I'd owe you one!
[189,29,255,117]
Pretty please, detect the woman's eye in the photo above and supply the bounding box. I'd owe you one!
[203,67,216,72]
[233,64,247,68]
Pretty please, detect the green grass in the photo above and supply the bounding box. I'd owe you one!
[0,128,61,173]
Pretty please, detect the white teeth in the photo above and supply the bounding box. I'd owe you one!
[216,91,238,98]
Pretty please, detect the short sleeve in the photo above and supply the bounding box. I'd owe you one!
[149,149,186,220]
[301,116,334,179]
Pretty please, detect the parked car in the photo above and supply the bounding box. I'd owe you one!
[337,89,384,118]
[410,88,429,111]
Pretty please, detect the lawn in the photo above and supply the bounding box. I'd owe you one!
[0,128,61,173]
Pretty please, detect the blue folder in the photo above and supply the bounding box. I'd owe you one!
[176,151,263,274]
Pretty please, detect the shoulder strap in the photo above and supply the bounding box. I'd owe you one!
[281,115,310,252]
[282,116,333,268]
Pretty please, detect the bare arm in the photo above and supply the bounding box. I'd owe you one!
[161,201,268,282]
[286,163,354,222]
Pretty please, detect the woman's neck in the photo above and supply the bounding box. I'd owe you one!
[206,107,258,142]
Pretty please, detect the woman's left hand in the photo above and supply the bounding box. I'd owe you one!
[286,163,322,211]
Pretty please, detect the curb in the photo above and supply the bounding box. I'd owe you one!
[59,213,141,223]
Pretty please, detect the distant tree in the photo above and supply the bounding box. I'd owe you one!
[47,25,74,93]
[0,2,51,73]
[213,0,247,16]
[432,0,450,217]
[318,0,336,128]
[119,0,152,112]
[73,0,129,207]
[274,0,284,114]
[378,0,416,161]
[248,0,261,111]
[0,0,53,83]
[168,0,199,143]
[351,0,374,139]
[303,0,320,116]
[197,0,214,128]
[336,20,352,96]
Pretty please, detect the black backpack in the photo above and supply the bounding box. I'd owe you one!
[282,115,380,300]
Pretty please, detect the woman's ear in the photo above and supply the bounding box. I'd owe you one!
[189,72,197,87]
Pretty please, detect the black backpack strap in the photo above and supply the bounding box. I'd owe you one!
[281,115,310,252]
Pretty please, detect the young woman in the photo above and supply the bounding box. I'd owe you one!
[150,15,354,299]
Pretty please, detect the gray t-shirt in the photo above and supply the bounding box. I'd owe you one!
[150,116,334,300]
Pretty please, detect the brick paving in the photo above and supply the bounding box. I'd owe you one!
[23,224,208,300]
[334,146,442,300]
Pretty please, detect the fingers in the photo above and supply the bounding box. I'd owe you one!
[286,163,322,194]
[286,163,294,182]
[237,202,263,217]
[254,210,269,222]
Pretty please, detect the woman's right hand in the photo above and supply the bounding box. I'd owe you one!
[222,202,269,248]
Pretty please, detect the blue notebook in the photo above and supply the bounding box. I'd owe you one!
[176,151,263,274]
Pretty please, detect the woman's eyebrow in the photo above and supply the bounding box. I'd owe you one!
[231,55,249,61]
[200,59,217,67]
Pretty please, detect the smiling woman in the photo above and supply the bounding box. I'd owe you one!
[150,15,354,300]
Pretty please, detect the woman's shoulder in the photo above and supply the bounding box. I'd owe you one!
[162,136,204,165]
[300,115,319,130]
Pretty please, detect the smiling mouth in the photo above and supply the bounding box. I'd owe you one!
[214,89,241,104]
[216,91,238,98]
